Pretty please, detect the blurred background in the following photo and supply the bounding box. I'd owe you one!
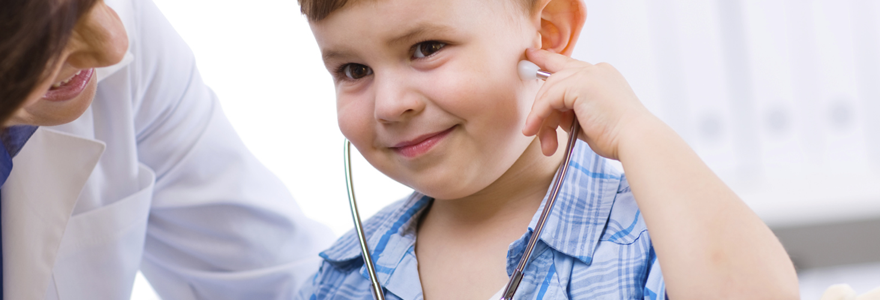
[132,0,880,298]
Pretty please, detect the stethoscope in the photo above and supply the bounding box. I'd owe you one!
[343,61,580,300]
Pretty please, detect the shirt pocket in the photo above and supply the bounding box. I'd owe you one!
[50,163,155,300]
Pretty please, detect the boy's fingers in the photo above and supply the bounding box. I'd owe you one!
[536,106,564,156]
[535,79,575,114]
[558,111,575,134]
[525,48,588,73]
[539,125,559,156]
[523,99,554,136]
[524,77,571,136]
[523,114,542,136]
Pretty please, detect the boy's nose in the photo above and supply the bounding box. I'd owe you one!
[373,74,426,124]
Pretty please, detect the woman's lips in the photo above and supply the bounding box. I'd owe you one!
[391,127,455,158]
[42,68,94,102]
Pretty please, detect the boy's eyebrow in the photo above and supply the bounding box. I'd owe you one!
[387,24,455,46]
[322,49,350,62]
[320,24,455,62]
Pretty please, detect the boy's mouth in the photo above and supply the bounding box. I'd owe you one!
[391,126,456,158]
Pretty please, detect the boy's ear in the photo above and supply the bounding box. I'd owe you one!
[535,0,586,56]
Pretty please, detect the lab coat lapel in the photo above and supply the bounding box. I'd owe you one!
[1,127,105,299]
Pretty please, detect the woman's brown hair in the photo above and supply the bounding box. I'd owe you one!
[0,0,99,125]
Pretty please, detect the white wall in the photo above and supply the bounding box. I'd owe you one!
[574,0,880,228]
[149,0,413,238]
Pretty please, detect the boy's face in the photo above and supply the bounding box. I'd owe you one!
[312,0,543,199]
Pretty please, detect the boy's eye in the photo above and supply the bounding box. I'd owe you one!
[342,64,373,80]
[413,41,446,59]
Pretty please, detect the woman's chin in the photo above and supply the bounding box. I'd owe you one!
[9,75,97,126]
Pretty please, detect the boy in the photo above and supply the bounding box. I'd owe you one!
[298,0,800,299]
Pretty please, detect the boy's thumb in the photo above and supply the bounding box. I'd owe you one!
[525,48,576,73]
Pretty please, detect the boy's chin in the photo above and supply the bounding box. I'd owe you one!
[417,190,476,202]
[409,179,488,201]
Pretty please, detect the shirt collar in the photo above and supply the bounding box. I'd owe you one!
[1,126,38,158]
[320,141,623,268]
[319,193,429,265]
[319,193,431,292]
[0,125,38,188]
[522,141,623,265]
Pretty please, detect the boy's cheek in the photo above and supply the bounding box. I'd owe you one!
[420,69,485,111]
[337,99,374,145]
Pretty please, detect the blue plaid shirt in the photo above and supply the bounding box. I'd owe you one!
[299,141,666,300]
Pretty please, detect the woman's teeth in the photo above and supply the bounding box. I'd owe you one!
[51,70,83,89]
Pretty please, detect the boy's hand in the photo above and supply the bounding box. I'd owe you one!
[522,48,654,160]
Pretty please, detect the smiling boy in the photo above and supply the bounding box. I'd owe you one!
[298,0,800,299]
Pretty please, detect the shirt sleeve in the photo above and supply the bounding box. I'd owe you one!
[126,0,333,299]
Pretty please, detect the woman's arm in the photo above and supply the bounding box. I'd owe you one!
[126,0,333,298]
[523,48,799,300]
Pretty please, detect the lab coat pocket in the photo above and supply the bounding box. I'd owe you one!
[50,164,156,300]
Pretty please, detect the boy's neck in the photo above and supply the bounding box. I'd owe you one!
[414,132,569,299]
[424,132,568,230]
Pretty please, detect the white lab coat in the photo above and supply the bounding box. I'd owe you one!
[0,0,334,299]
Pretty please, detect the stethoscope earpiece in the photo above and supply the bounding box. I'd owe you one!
[518,60,551,81]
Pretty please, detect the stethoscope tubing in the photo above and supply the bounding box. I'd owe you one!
[500,119,580,300]
[344,140,386,300]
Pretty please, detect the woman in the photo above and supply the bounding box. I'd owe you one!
[0,0,332,299]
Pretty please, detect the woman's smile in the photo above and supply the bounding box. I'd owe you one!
[43,68,95,102]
